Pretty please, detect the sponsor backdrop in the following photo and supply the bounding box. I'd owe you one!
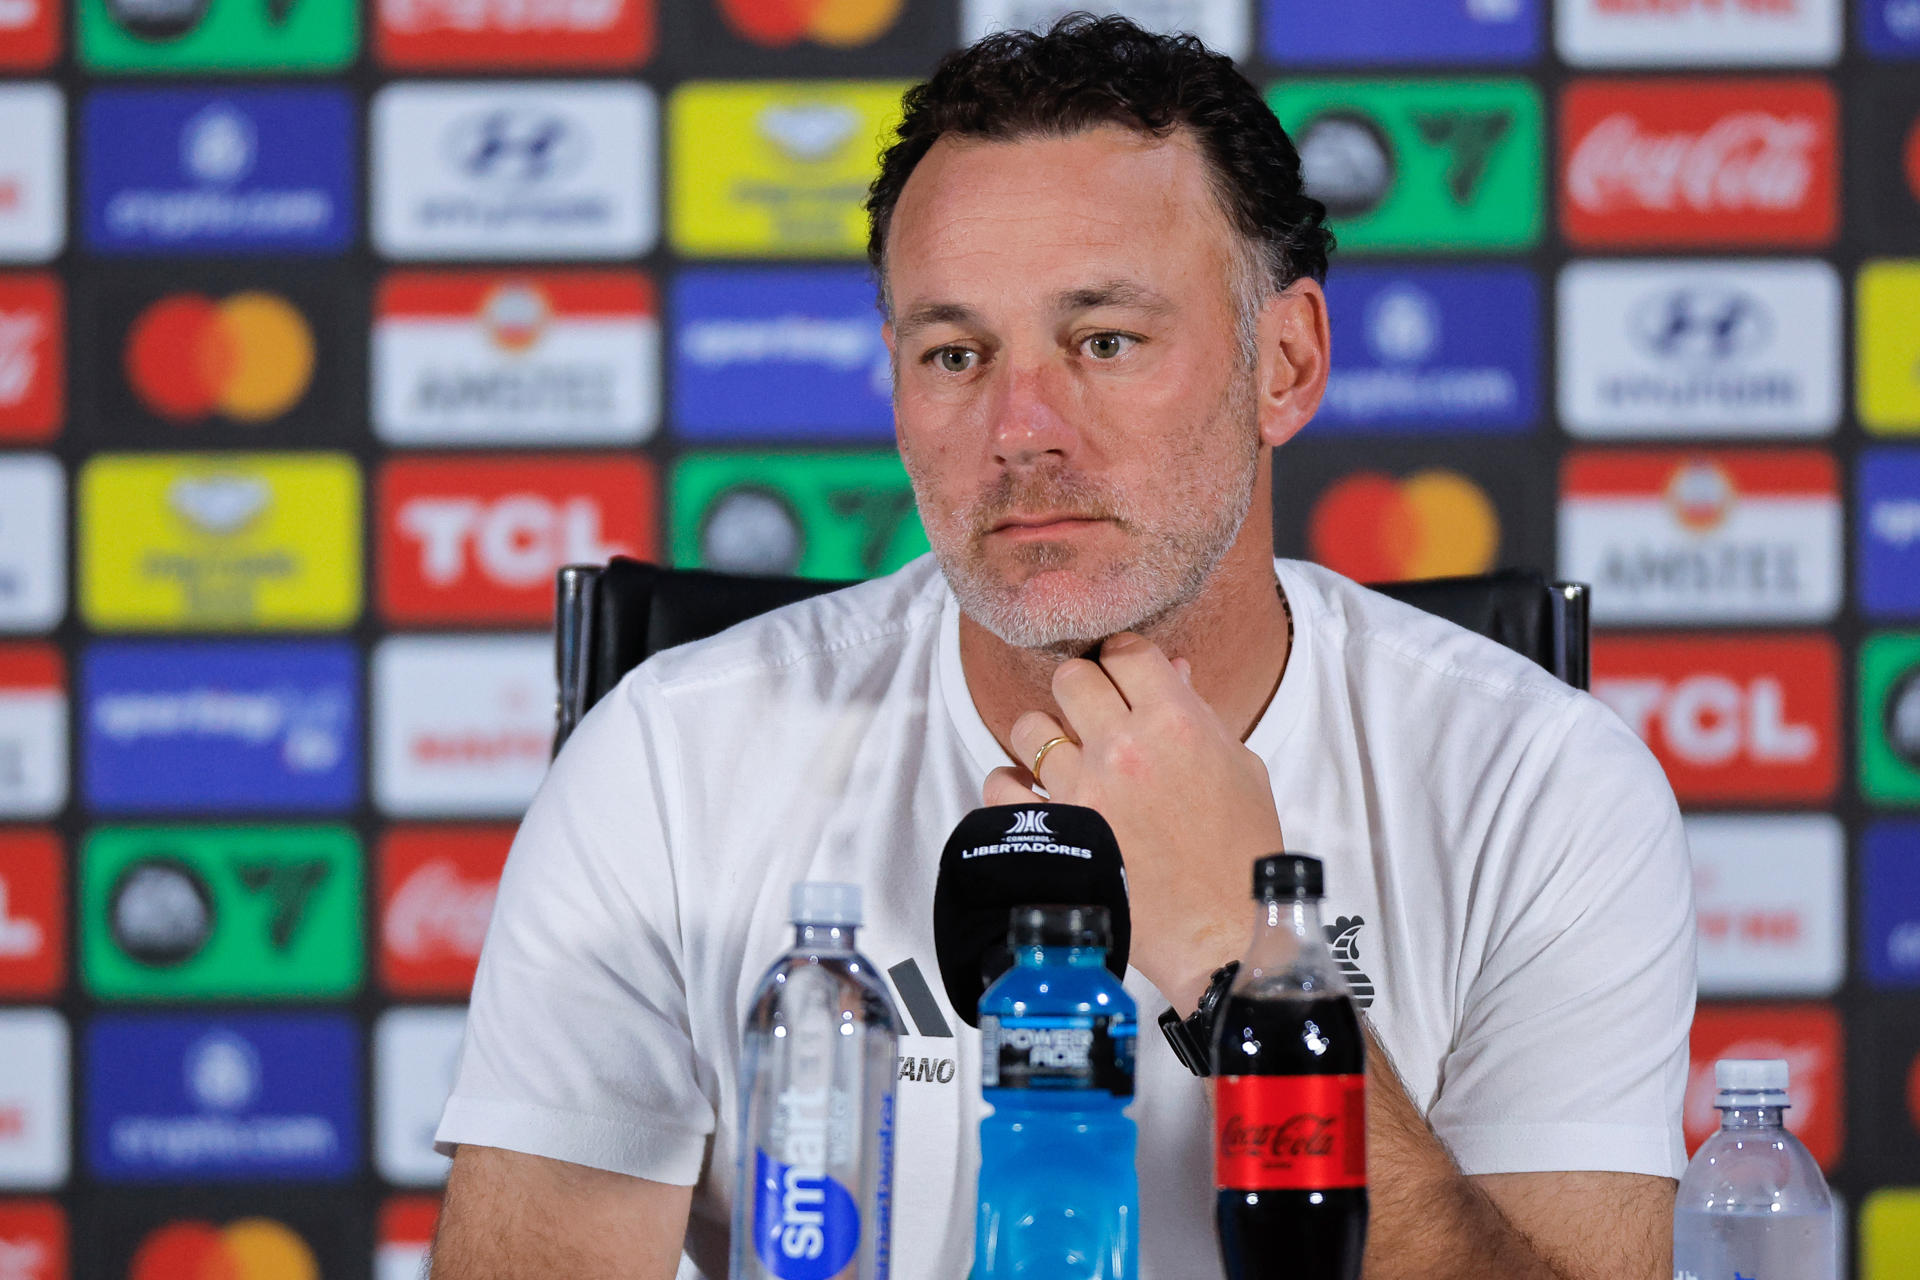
[0,0,1917,1274]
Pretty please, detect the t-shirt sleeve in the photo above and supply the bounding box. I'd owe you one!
[1426,697,1696,1181]
[434,668,716,1186]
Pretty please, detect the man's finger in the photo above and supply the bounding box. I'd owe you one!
[1008,710,1082,797]
[1094,631,1193,713]
[1052,655,1132,740]
[983,765,1044,807]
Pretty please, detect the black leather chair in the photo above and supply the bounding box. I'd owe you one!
[550,559,1590,754]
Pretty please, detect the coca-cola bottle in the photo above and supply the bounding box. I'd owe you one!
[1210,854,1367,1280]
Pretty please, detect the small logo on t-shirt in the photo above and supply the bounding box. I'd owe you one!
[1325,916,1375,1009]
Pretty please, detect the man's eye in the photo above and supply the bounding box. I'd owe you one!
[1085,333,1132,360]
[934,348,976,373]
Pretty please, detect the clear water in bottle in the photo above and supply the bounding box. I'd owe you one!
[731,883,903,1280]
[1673,1058,1836,1280]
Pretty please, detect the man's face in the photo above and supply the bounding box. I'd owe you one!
[883,125,1265,655]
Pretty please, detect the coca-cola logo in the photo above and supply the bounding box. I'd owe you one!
[1219,1112,1338,1162]
[1568,111,1818,215]
[383,858,496,961]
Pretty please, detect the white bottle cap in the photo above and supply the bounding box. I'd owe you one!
[790,881,862,927]
[1715,1058,1789,1092]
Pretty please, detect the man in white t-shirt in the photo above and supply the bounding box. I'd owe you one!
[429,15,1693,1280]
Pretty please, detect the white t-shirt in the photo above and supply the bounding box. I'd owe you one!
[437,555,1696,1280]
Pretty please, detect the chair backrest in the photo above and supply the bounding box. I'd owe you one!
[552,560,1589,753]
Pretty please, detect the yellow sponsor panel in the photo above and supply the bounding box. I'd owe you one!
[670,80,909,258]
[1861,1188,1920,1279]
[81,452,361,631]
[1859,260,1920,434]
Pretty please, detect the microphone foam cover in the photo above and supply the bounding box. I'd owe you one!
[931,803,1130,1028]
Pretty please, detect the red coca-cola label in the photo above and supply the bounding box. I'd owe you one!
[1560,79,1836,247]
[1214,1074,1367,1190]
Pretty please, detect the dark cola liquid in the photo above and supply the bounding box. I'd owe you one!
[1213,994,1368,1280]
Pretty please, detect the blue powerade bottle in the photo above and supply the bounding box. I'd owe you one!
[973,905,1138,1280]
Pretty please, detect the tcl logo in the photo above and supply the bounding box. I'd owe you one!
[0,1200,64,1280]
[378,826,508,997]
[378,456,656,623]
[0,275,60,442]
[1561,79,1836,246]
[0,830,61,997]
[1685,1003,1840,1169]
[1593,634,1837,802]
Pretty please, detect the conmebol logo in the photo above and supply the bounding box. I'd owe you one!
[1008,810,1051,837]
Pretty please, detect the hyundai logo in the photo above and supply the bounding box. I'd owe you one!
[1629,287,1770,363]
[444,109,587,186]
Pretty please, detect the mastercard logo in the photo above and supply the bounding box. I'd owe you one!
[718,0,901,46]
[1307,469,1499,582]
[125,293,316,425]
[129,1218,318,1280]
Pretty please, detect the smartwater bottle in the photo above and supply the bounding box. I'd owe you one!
[973,904,1138,1280]
[1673,1058,1836,1280]
[731,883,902,1280]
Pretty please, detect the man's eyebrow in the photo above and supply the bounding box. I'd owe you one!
[1054,280,1176,316]
[893,302,982,341]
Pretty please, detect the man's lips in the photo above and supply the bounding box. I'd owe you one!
[989,514,1110,540]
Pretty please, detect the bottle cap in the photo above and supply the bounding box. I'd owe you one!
[789,881,862,927]
[1715,1058,1789,1092]
[1253,853,1324,899]
[1009,904,1110,949]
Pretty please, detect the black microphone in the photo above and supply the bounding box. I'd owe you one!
[931,803,1131,1028]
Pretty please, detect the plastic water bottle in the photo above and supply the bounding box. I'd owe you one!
[1673,1058,1836,1280]
[973,905,1138,1280]
[731,883,902,1280]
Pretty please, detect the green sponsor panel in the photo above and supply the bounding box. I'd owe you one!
[82,825,364,999]
[671,451,931,581]
[1861,633,1920,806]
[79,0,358,71]
[1266,78,1542,253]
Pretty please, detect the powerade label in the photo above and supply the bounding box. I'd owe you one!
[979,1013,1135,1096]
[1214,1074,1367,1190]
[750,1148,861,1279]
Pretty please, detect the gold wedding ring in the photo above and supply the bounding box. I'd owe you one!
[1030,734,1074,782]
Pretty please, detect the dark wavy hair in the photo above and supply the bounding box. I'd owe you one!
[865,12,1332,325]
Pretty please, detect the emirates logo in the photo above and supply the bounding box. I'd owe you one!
[1324,916,1375,1009]
[1567,111,1819,215]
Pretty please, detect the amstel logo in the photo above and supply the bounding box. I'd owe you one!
[124,292,314,424]
[130,1218,317,1280]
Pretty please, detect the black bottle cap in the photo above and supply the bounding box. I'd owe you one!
[1009,904,1111,948]
[1252,853,1323,899]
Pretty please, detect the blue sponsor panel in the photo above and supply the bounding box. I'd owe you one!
[672,268,893,441]
[1861,0,1920,56]
[1263,0,1539,63]
[1863,822,1920,988]
[1314,266,1539,435]
[81,89,355,255]
[85,1013,361,1182]
[1859,451,1920,617]
[83,641,361,813]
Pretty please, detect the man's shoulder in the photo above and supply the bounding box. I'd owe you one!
[622,554,949,704]
[1283,559,1580,717]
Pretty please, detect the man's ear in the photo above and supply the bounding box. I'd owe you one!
[1254,278,1330,450]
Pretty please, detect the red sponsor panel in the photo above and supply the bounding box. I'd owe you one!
[1686,1004,1841,1170]
[1592,634,1838,803]
[379,826,510,996]
[0,0,58,70]
[0,644,60,692]
[0,276,61,441]
[376,0,651,67]
[1561,79,1837,247]
[0,829,62,997]
[378,455,656,624]
[0,1199,65,1280]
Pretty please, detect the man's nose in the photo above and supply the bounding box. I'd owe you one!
[987,360,1078,466]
